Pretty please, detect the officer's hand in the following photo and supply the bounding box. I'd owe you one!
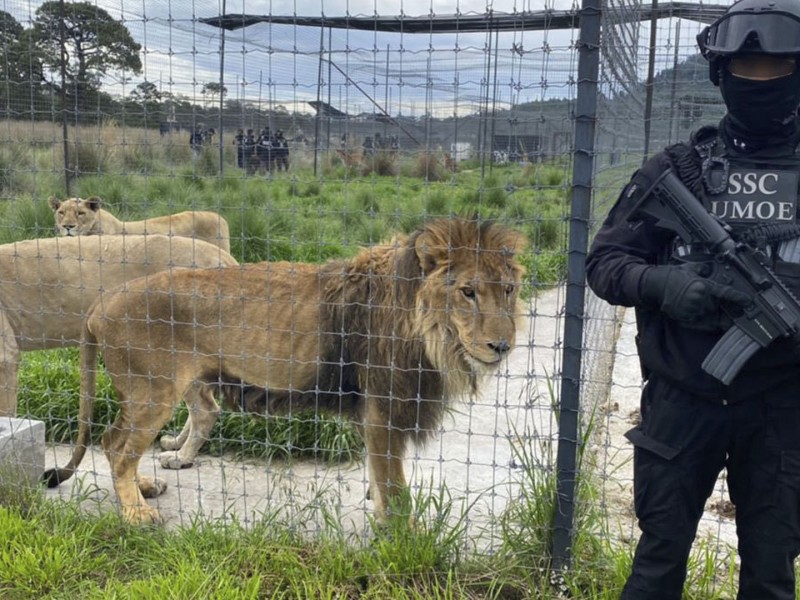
[640,263,751,322]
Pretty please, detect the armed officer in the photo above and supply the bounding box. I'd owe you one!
[586,0,800,598]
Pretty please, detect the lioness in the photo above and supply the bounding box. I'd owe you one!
[49,196,231,253]
[0,234,238,416]
[45,218,526,525]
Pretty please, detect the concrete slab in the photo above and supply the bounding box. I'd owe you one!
[0,417,45,487]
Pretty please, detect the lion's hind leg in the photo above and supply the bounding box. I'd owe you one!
[0,310,20,417]
[158,419,189,451]
[159,382,220,470]
[103,378,178,524]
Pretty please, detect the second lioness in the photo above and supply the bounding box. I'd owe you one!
[0,234,238,416]
[49,196,231,252]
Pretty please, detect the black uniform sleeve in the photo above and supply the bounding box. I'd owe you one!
[586,153,677,307]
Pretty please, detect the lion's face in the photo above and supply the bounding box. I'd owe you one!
[49,196,102,236]
[414,221,526,376]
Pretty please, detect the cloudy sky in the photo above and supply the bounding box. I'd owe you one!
[4,0,715,116]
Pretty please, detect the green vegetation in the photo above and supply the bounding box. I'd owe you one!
[0,121,570,291]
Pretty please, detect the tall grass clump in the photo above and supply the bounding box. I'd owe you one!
[190,146,220,177]
[361,150,398,177]
[67,141,112,176]
[161,133,193,167]
[120,139,158,174]
[481,174,508,208]
[0,196,55,243]
[354,187,379,214]
[226,208,288,263]
[16,349,119,444]
[497,391,623,598]
[532,217,562,250]
[423,188,449,215]
[412,150,447,182]
[0,147,18,191]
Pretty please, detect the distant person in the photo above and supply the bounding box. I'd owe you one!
[233,128,245,169]
[189,125,204,158]
[274,130,289,172]
[244,129,258,175]
[256,127,273,174]
[362,136,374,158]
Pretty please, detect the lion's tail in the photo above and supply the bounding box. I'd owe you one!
[42,318,100,488]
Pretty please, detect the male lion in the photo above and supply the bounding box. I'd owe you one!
[0,234,238,416]
[49,196,231,253]
[45,218,526,525]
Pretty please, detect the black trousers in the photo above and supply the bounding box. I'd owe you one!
[621,375,800,600]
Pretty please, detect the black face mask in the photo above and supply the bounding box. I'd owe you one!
[720,67,800,137]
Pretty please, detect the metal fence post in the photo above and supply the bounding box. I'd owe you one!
[551,0,601,572]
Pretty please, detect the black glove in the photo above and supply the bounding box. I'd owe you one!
[640,263,751,322]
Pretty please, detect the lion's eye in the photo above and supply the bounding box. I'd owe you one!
[505,284,515,296]
[461,287,475,299]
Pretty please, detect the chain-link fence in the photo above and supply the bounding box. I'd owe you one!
[0,0,739,579]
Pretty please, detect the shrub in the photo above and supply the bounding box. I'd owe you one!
[412,151,447,182]
[361,150,397,177]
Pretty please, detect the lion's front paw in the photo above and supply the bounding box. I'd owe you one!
[121,503,163,525]
[138,475,168,498]
[158,451,193,470]
[159,434,182,451]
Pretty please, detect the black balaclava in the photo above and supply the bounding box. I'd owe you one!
[719,64,800,150]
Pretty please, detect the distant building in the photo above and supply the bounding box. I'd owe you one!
[450,142,473,162]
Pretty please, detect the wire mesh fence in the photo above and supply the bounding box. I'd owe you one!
[0,0,740,578]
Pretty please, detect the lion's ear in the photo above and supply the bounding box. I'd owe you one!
[85,197,102,212]
[504,230,528,258]
[414,230,446,273]
[48,196,61,210]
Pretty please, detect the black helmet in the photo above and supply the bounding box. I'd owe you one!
[698,0,800,84]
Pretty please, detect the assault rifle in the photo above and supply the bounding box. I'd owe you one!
[629,169,800,385]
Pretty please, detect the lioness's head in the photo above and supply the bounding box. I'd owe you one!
[412,218,527,376]
[49,196,102,236]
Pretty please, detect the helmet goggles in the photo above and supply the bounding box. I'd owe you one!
[701,11,800,55]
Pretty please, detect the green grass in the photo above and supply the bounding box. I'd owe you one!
[0,425,743,600]
[0,145,571,290]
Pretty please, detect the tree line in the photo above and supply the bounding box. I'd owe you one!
[0,2,301,130]
[0,2,142,120]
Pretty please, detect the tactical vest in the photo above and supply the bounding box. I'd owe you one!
[667,126,800,265]
[632,128,800,397]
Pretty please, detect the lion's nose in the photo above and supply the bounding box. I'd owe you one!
[489,340,511,355]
